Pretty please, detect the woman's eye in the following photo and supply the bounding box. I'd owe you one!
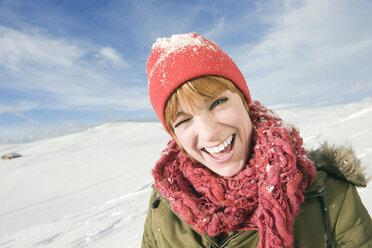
[174,118,191,128]
[210,97,228,110]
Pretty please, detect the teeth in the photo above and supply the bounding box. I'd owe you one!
[204,135,233,154]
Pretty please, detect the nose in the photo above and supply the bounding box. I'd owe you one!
[194,113,220,142]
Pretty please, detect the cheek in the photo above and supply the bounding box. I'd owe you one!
[215,107,252,139]
[217,107,248,126]
[175,130,194,152]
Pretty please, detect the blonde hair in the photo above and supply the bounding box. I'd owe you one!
[164,76,250,137]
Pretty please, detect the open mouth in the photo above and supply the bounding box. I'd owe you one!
[202,134,235,163]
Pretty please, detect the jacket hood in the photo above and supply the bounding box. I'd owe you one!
[308,142,369,187]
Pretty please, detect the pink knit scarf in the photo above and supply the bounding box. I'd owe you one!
[152,101,316,248]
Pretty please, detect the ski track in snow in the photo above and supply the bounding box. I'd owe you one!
[303,104,372,142]
[338,106,372,124]
[0,100,372,248]
[0,175,138,218]
[0,182,152,248]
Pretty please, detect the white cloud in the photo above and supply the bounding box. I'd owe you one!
[233,0,372,105]
[96,47,129,68]
[204,17,225,39]
[53,87,150,111]
[0,25,143,112]
[0,103,39,124]
[0,102,38,116]
[351,80,372,93]
[0,120,92,144]
[0,26,85,71]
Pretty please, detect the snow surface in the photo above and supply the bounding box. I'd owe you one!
[152,33,214,51]
[0,99,371,248]
[148,33,217,80]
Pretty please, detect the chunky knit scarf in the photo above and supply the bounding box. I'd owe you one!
[152,101,316,248]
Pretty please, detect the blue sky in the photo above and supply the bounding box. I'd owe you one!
[0,0,372,143]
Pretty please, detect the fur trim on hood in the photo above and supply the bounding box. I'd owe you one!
[308,142,369,187]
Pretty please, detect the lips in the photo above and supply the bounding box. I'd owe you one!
[202,134,235,163]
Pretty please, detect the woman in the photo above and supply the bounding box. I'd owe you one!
[142,33,372,248]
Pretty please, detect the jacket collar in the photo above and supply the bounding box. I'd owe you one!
[308,142,368,187]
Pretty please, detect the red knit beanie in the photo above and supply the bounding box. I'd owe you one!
[147,32,251,133]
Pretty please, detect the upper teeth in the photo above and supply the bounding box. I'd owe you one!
[204,135,233,154]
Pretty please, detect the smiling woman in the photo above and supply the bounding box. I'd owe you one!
[165,77,252,177]
[142,33,372,248]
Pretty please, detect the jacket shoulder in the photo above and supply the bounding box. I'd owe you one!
[304,143,372,247]
[142,186,213,248]
[307,142,369,187]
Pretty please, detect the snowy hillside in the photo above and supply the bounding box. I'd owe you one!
[0,99,371,248]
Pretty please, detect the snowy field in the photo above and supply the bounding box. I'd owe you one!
[0,98,371,248]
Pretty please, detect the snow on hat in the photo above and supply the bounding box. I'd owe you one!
[147,32,251,132]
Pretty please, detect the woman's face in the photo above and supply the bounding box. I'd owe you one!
[172,90,253,177]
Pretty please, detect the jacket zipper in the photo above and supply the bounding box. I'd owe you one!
[303,188,324,197]
[318,193,333,248]
[303,188,333,248]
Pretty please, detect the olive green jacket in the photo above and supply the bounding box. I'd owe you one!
[142,144,372,247]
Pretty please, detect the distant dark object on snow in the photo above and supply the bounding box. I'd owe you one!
[1,152,22,160]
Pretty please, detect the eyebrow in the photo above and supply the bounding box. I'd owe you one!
[175,111,186,116]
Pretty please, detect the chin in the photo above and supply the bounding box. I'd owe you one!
[213,163,245,177]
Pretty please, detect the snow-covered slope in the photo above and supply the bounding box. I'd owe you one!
[0,122,170,247]
[0,99,371,248]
